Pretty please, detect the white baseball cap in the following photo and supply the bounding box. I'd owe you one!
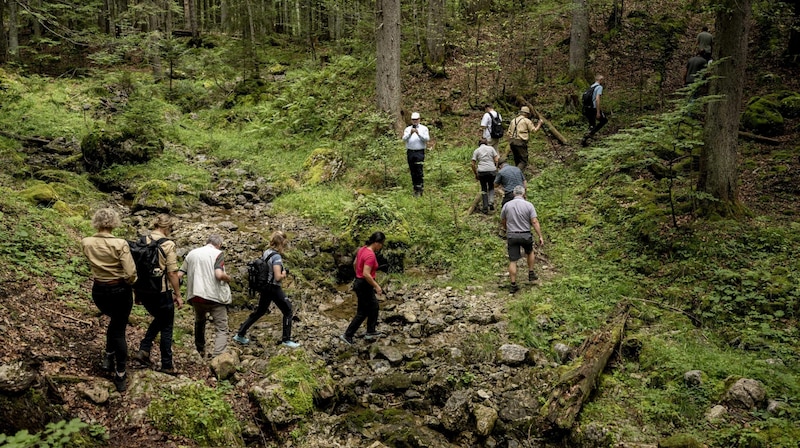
[411,112,420,120]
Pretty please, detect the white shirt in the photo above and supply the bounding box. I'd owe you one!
[481,111,502,140]
[402,124,430,150]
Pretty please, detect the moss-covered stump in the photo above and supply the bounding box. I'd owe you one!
[741,97,784,136]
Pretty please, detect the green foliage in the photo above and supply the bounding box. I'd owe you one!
[147,381,243,447]
[0,418,92,448]
[265,351,331,416]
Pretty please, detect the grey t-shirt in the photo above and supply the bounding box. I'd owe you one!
[501,197,538,234]
[262,249,284,285]
[472,144,499,173]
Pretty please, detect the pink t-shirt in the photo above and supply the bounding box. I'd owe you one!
[355,246,378,279]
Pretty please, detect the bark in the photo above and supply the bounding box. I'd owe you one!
[0,1,6,63]
[699,0,750,213]
[786,0,800,63]
[9,0,19,60]
[542,304,629,430]
[188,0,198,39]
[375,0,404,133]
[426,0,445,68]
[568,0,589,82]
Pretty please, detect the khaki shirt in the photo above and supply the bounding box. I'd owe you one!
[507,115,536,141]
[147,230,179,292]
[81,232,137,284]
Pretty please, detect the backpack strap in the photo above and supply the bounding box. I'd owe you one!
[262,250,280,284]
[147,236,170,291]
[511,117,523,139]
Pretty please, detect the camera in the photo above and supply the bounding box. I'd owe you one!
[413,124,418,129]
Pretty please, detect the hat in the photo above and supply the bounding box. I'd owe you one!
[411,112,420,120]
[520,106,531,114]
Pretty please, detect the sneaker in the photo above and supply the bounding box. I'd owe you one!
[509,283,519,294]
[281,340,301,348]
[113,372,127,392]
[158,366,178,376]
[233,334,250,345]
[100,352,115,372]
[339,334,354,345]
[364,332,384,341]
[132,350,151,366]
[528,270,538,281]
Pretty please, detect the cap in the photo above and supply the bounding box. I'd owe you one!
[411,112,420,120]
[520,106,531,114]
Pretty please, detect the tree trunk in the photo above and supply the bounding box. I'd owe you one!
[188,0,198,39]
[8,0,19,60]
[426,0,445,68]
[375,0,404,133]
[0,1,7,63]
[786,0,800,63]
[699,0,751,214]
[568,0,589,82]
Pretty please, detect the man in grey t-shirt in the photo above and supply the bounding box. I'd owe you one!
[500,185,544,293]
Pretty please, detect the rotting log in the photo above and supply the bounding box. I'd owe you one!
[541,303,629,430]
[516,96,569,145]
[0,130,50,146]
[738,131,781,145]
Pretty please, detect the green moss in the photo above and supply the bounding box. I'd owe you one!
[303,148,343,185]
[265,351,332,416]
[742,97,784,136]
[132,179,175,212]
[659,434,703,448]
[20,183,59,206]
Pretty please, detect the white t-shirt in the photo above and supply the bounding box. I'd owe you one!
[481,111,502,140]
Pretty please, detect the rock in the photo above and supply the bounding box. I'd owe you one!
[218,220,239,231]
[424,317,447,335]
[497,344,528,366]
[372,373,413,393]
[0,362,38,394]
[441,389,473,432]
[741,96,784,136]
[20,184,59,207]
[473,404,497,436]
[658,433,703,448]
[77,380,110,404]
[767,399,787,415]
[683,370,703,386]
[210,351,240,381]
[376,346,404,365]
[724,378,766,409]
[249,383,302,425]
[498,389,539,428]
[552,343,571,362]
[705,404,727,421]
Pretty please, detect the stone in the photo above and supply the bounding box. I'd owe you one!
[20,184,59,207]
[705,405,727,421]
[767,399,787,415]
[371,373,413,393]
[684,370,703,387]
[249,383,301,425]
[210,351,240,381]
[724,378,766,409]
[553,343,571,362]
[0,362,37,394]
[376,346,404,365]
[473,404,498,436]
[659,434,703,448]
[78,380,110,405]
[741,97,784,136]
[497,344,528,366]
[441,389,473,432]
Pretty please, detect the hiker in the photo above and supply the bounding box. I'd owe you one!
[581,75,608,147]
[481,103,502,151]
[494,157,527,207]
[500,185,544,294]
[234,231,300,348]
[471,138,500,214]
[506,106,540,171]
[340,232,386,345]
[132,214,182,375]
[402,112,431,197]
[180,234,232,358]
[697,26,713,60]
[81,208,137,392]
[684,50,709,86]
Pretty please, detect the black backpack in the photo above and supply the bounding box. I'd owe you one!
[582,85,598,111]
[489,112,504,139]
[247,251,279,298]
[129,236,168,293]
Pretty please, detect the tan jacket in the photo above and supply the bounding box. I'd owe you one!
[81,232,137,284]
[507,115,536,141]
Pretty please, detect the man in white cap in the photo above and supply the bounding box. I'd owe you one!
[402,112,430,196]
[506,106,540,171]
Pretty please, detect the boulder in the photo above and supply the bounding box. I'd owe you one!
[210,351,240,381]
[741,97,784,136]
[20,184,59,207]
[683,370,703,387]
[705,404,727,421]
[0,362,37,394]
[497,344,529,366]
[249,382,302,425]
[372,373,413,393]
[303,148,344,185]
[473,404,498,436]
[77,380,111,405]
[376,345,404,365]
[724,378,766,409]
[441,389,473,432]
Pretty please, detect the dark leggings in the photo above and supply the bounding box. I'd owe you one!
[92,283,133,372]
[477,171,495,194]
[238,284,293,341]
[344,278,379,338]
[138,290,175,368]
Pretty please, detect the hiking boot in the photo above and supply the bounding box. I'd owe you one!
[113,371,127,392]
[364,332,384,341]
[100,352,115,372]
[233,334,250,345]
[132,350,151,366]
[509,283,519,294]
[158,365,178,376]
[528,270,538,281]
[339,334,354,345]
[281,340,301,348]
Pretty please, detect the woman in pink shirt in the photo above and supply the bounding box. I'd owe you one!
[340,232,385,344]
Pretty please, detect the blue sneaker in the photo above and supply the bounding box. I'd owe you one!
[282,340,300,348]
[233,334,250,345]
[339,334,354,345]
[364,332,384,341]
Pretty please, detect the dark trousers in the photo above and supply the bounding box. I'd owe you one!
[137,290,175,368]
[477,171,495,211]
[92,283,133,373]
[238,285,293,342]
[344,278,379,337]
[509,141,529,171]
[407,150,425,191]
[585,108,608,136]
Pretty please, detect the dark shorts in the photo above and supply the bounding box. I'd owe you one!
[507,232,533,261]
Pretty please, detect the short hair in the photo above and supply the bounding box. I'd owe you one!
[91,208,121,230]
[152,213,176,230]
[484,103,492,109]
[207,234,224,247]
[269,230,288,251]
[366,231,386,245]
[513,185,526,196]
[596,75,605,82]
[702,26,709,32]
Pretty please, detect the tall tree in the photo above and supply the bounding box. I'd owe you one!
[426,0,445,69]
[8,0,19,60]
[568,0,589,82]
[375,0,403,133]
[699,0,751,213]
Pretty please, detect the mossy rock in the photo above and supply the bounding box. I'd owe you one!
[741,97,784,136]
[778,93,800,118]
[20,183,59,206]
[81,129,163,173]
[132,179,175,212]
[303,148,344,185]
[52,200,78,216]
[658,434,703,448]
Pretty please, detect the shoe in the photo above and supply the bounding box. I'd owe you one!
[339,334,354,345]
[509,283,519,294]
[364,332,384,341]
[489,205,495,212]
[281,340,301,348]
[100,352,115,372]
[580,137,589,147]
[233,334,250,345]
[132,350,151,366]
[528,270,538,281]
[113,372,127,392]
[158,366,178,376]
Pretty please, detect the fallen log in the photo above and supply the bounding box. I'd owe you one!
[0,129,51,147]
[738,131,781,145]
[541,303,629,430]
[515,96,569,145]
